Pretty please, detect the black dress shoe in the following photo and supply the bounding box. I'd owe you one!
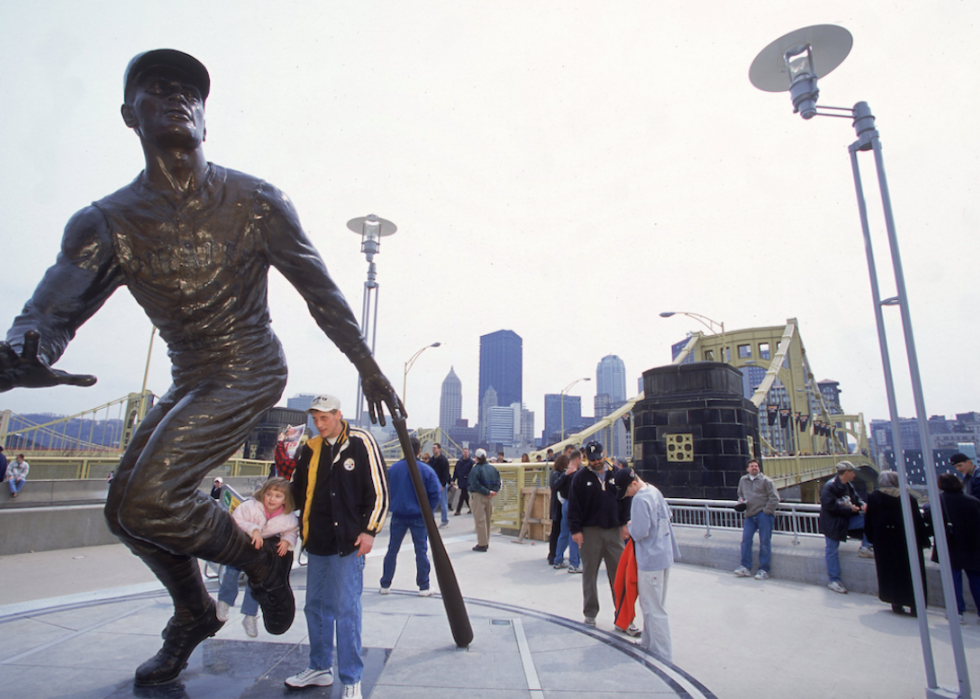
[472,545,488,552]
[248,548,295,635]
[135,600,224,686]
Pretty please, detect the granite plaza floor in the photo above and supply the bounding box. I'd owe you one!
[1,512,977,699]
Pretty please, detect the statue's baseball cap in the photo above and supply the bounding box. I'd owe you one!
[124,49,210,102]
[308,395,342,413]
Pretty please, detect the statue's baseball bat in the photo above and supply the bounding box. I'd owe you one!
[391,418,473,648]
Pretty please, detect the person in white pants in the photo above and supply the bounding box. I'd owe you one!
[616,468,680,663]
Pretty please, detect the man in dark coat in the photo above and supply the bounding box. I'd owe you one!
[452,447,474,516]
[936,473,980,624]
[951,453,980,499]
[819,461,872,594]
[864,471,929,615]
[429,443,451,528]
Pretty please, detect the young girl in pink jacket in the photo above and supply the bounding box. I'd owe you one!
[217,478,299,636]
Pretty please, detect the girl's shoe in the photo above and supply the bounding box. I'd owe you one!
[216,601,231,622]
[242,615,258,638]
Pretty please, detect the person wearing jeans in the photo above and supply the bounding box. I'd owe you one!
[380,437,441,595]
[553,450,582,571]
[286,396,389,699]
[733,459,779,580]
[819,461,872,594]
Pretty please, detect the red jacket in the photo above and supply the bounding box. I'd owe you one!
[613,537,638,631]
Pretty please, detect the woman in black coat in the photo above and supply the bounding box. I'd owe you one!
[864,471,929,615]
[935,473,980,622]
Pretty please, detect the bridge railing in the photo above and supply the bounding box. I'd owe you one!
[667,498,822,544]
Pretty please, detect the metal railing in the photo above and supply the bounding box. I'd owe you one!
[667,498,822,545]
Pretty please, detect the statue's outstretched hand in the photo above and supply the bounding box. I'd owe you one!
[355,354,406,427]
[0,331,97,392]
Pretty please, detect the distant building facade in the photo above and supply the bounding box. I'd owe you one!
[439,367,462,434]
[478,329,523,439]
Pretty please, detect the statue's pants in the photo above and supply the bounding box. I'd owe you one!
[104,344,287,621]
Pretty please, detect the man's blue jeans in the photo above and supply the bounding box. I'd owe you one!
[380,515,430,590]
[553,500,580,568]
[304,551,365,685]
[8,478,25,495]
[438,487,449,524]
[952,567,980,616]
[825,514,869,584]
[217,565,258,616]
[740,512,774,573]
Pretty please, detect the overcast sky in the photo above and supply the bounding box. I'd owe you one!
[2,1,978,436]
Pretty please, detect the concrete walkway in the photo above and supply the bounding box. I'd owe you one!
[0,512,977,698]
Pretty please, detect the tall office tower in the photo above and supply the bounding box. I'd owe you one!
[478,329,523,431]
[596,355,627,403]
[480,386,498,442]
[439,367,463,434]
[543,393,582,443]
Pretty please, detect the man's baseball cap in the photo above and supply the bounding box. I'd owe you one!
[585,441,604,461]
[836,461,856,473]
[124,49,210,102]
[213,477,223,484]
[474,448,487,459]
[308,395,341,413]
[613,467,637,499]
[951,453,971,465]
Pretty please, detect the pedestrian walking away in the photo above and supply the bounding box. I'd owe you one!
[379,436,441,596]
[452,448,474,516]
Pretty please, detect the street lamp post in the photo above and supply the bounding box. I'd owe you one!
[348,215,398,427]
[403,342,442,406]
[751,25,970,699]
[560,377,590,441]
[659,311,727,363]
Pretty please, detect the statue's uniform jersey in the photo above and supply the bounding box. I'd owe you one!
[7,164,367,564]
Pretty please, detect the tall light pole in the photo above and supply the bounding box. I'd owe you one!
[560,377,590,441]
[348,215,397,427]
[403,342,442,406]
[751,24,970,699]
[659,311,727,363]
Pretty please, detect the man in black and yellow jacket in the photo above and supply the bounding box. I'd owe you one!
[286,394,388,698]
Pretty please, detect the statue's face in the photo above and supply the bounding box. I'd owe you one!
[126,67,206,148]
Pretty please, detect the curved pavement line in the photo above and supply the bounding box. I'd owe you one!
[0,583,717,699]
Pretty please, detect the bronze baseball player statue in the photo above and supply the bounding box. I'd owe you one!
[0,49,403,686]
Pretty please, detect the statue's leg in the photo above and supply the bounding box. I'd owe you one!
[104,356,288,684]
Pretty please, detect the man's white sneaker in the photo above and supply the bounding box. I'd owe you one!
[343,681,362,698]
[242,614,258,638]
[568,566,582,574]
[285,667,334,688]
[379,586,390,595]
[553,561,569,570]
[733,566,751,577]
[617,623,641,637]
[858,547,874,559]
[827,581,847,594]
[419,588,434,597]
[584,616,596,627]
[754,570,770,580]
[216,601,231,622]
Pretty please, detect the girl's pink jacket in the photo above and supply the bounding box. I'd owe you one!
[231,498,300,551]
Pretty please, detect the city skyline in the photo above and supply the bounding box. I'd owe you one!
[2,3,979,434]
